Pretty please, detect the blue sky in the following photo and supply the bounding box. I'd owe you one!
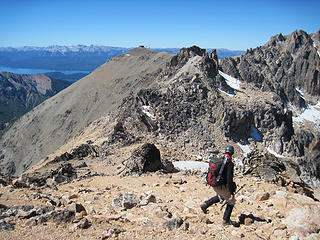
[1,0,319,50]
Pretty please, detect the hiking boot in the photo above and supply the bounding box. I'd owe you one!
[222,219,232,226]
[222,219,240,227]
[200,202,208,214]
[200,195,220,214]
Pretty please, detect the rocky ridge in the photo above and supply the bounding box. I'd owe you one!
[0,30,320,239]
[106,43,317,185]
[219,30,320,106]
[0,48,173,175]
[219,29,320,184]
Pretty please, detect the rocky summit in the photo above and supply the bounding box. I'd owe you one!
[0,30,320,239]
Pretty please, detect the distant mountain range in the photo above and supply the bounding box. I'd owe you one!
[0,45,245,71]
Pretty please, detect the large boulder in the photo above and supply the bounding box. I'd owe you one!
[118,143,163,176]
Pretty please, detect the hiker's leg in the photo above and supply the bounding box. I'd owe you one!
[200,195,220,213]
[223,204,234,225]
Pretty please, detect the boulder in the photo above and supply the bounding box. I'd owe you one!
[12,179,29,188]
[0,173,12,186]
[52,144,99,163]
[74,218,90,229]
[74,203,86,214]
[119,143,163,176]
[112,193,140,210]
[0,205,34,220]
[0,220,13,231]
[26,208,75,226]
[259,192,271,201]
[163,218,184,230]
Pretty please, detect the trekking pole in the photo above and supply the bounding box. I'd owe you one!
[220,183,246,210]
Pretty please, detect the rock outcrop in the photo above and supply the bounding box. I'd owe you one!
[219,30,320,107]
[118,143,166,176]
[113,46,294,156]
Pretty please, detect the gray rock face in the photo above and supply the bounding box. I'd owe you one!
[109,44,318,184]
[21,163,77,187]
[116,46,294,146]
[0,72,71,125]
[51,144,99,163]
[219,30,320,107]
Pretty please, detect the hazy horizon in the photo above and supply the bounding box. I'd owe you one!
[1,0,319,50]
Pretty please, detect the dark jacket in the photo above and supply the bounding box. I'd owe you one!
[220,154,236,194]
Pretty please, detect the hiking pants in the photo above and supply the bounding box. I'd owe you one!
[213,185,236,206]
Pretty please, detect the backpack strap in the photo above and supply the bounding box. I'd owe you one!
[223,154,232,162]
[216,155,229,182]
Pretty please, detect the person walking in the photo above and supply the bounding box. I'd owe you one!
[200,145,237,225]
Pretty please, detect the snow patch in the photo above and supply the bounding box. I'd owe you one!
[233,157,244,172]
[313,42,320,58]
[142,105,155,120]
[218,70,241,90]
[293,102,320,124]
[237,142,251,157]
[266,147,286,158]
[173,161,208,173]
[295,88,305,100]
[250,125,262,142]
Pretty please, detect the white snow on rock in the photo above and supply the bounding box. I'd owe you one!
[293,102,320,124]
[233,157,244,172]
[313,41,320,58]
[173,161,208,173]
[142,105,155,120]
[218,70,241,90]
[266,147,286,158]
[295,88,305,100]
[237,142,251,157]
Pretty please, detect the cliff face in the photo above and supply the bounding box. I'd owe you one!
[219,30,320,107]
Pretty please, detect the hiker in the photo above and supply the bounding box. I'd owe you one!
[200,145,237,225]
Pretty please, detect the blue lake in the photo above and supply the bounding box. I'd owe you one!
[0,66,89,75]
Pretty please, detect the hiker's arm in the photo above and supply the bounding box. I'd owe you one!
[226,163,235,194]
